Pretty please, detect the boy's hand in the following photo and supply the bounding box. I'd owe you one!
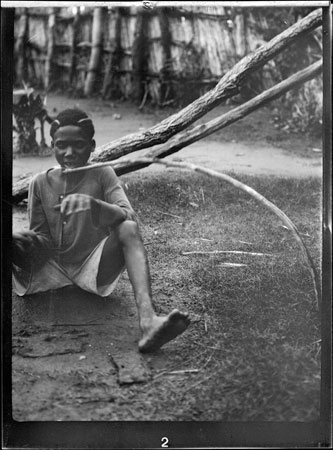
[54,193,96,217]
[13,231,40,252]
[13,231,50,269]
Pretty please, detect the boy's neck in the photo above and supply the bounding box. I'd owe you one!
[49,167,86,192]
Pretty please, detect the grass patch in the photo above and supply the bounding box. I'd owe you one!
[121,170,321,421]
[12,169,321,421]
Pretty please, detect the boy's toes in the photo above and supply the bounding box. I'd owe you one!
[139,310,190,353]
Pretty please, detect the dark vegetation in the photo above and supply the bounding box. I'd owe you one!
[13,92,53,155]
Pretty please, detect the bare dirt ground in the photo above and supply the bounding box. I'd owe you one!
[11,94,322,422]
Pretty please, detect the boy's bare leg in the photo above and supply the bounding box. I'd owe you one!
[98,221,190,352]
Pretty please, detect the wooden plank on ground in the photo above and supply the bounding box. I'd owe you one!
[110,350,151,385]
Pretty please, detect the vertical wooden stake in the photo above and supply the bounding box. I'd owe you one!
[15,8,29,84]
[243,9,248,56]
[69,8,81,87]
[158,7,173,104]
[84,7,104,96]
[44,8,56,91]
[102,7,123,99]
[131,8,149,103]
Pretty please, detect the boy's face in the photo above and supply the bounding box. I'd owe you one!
[52,125,95,169]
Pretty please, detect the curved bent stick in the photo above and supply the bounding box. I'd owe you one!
[65,157,322,312]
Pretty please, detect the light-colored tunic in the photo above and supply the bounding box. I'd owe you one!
[13,165,136,297]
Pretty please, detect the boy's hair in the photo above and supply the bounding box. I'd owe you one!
[50,109,95,140]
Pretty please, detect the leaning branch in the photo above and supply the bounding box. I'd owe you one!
[12,58,322,204]
[63,59,323,177]
[113,59,323,175]
[91,8,321,162]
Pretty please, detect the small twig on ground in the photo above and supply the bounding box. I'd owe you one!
[218,263,248,267]
[20,349,82,358]
[144,239,167,246]
[181,250,273,256]
[192,341,223,351]
[152,347,213,381]
[52,322,103,327]
[165,369,199,375]
[201,350,215,370]
[76,397,113,404]
[52,317,105,326]
[200,187,205,203]
[181,372,216,396]
[156,209,183,220]
[204,315,208,333]
[153,369,199,380]
[152,371,171,380]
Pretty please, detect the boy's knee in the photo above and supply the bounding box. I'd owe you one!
[116,220,140,243]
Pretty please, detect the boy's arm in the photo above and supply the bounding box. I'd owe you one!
[55,167,135,228]
[99,166,136,226]
[13,176,53,268]
[92,199,127,227]
[55,193,128,228]
[28,176,53,249]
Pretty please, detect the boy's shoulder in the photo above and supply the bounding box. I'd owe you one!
[29,167,58,190]
[86,164,118,179]
[30,165,118,188]
[30,169,50,185]
[87,164,114,173]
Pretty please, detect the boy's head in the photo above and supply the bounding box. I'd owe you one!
[50,109,96,169]
[50,109,95,140]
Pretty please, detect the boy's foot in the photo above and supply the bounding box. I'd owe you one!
[139,309,190,353]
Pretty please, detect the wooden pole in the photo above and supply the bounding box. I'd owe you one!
[102,8,123,99]
[12,59,322,203]
[69,8,81,86]
[112,59,323,174]
[90,8,322,163]
[135,59,321,164]
[84,7,104,96]
[131,8,150,103]
[243,9,248,56]
[15,8,29,84]
[44,8,56,91]
[158,7,173,104]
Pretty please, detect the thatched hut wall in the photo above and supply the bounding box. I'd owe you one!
[13,5,320,105]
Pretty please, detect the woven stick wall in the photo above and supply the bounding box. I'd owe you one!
[13,5,315,105]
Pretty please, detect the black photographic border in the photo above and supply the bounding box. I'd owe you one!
[1,2,331,448]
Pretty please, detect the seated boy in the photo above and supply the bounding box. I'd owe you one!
[12,108,190,353]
